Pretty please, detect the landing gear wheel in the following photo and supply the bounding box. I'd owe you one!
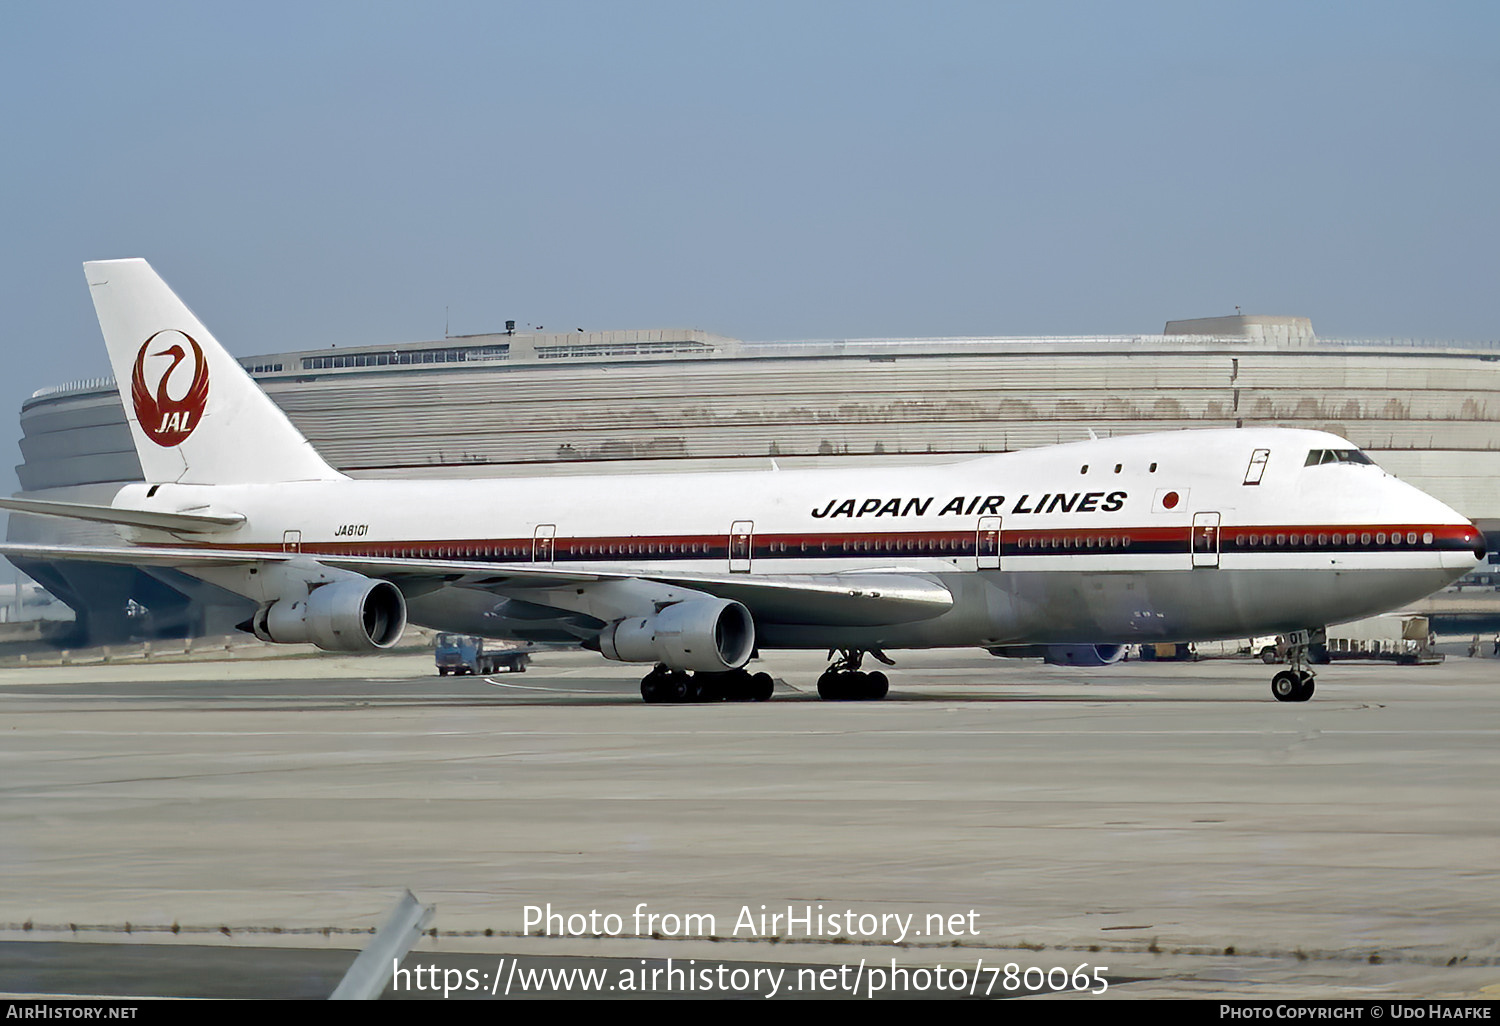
[677,668,770,702]
[1294,671,1315,702]
[817,671,847,701]
[641,667,691,704]
[817,648,895,700]
[751,672,774,701]
[641,669,667,704]
[1270,629,1324,703]
[1271,670,1301,702]
[817,669,888,700]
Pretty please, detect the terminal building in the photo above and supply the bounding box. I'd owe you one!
[10,315,1500,643]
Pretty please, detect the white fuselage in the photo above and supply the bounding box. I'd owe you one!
[117,427,1482,650]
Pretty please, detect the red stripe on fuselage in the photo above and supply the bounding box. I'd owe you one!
[137,523,1481,559]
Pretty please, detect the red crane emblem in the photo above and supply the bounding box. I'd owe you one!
[130,330,210,447]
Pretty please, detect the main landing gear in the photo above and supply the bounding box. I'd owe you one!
[640,665,775,704]
[817,648,893,701]
[1270,628,1325,703]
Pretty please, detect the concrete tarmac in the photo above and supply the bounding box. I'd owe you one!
[0,648,1497,999]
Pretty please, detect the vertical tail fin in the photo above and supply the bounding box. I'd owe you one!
[84,259,343,485]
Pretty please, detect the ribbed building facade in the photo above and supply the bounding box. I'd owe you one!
[11,317,1500,642]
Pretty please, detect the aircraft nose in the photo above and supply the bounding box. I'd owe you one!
[1465,523,1488,561]
[1419,485,1486,568]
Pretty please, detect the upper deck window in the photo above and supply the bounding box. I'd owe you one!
[1304,449,1375,467]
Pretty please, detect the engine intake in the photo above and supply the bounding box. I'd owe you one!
[599,598,755,672]
[252,578,407,652]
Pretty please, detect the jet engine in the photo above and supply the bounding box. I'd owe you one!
[251,578,407,652]
[988,644,1127,666]
[598,598,755,672]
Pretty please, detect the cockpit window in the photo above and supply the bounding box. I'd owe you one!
[1304,449,1375,467]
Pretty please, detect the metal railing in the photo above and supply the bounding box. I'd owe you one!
[30,376,116,399]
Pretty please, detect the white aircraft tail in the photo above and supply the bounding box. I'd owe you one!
[84,259,344,485]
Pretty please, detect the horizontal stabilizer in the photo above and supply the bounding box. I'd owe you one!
[0,497,244,533]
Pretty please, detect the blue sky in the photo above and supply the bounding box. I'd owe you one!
[2,1,1496,492]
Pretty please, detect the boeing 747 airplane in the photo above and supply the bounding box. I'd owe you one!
[0,260,1484,702]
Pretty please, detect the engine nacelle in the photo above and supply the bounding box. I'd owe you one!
[252,578,407,652]
[988,644,1126,666]
[598,598,755,672]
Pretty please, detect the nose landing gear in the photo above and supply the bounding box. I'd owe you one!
[1271,668,1314,702]
[1270,628,1324,702]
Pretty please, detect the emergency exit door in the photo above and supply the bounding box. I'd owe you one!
[976,516,1002,570]
[533,524,556,563]
[1191,512,1220,568]
[729,521,753,573]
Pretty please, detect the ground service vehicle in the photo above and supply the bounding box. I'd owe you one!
[435,634,530,675]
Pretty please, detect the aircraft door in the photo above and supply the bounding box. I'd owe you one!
[533,524,556,563]
[1191,512,1220,568]
[281,530,301,553]
[729,520,754,573]
[977,516,1002,570]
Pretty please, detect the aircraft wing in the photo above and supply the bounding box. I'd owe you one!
[0,542,953,628]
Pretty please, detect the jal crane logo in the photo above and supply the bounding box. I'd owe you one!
[130,330,210,447]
